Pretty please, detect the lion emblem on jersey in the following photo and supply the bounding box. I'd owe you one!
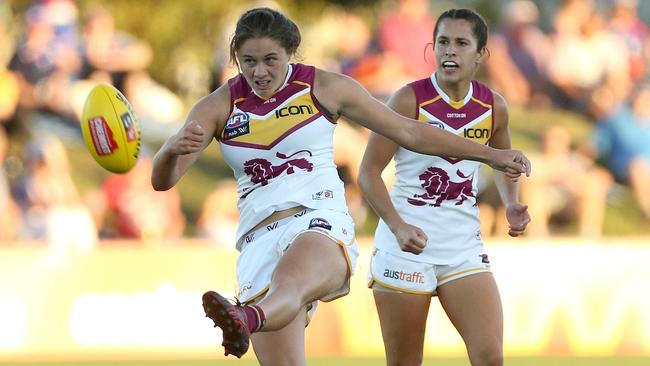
[244,150,313,187]
[407,167,475,207]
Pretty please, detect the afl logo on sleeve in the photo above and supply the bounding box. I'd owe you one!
[224,112,250,140]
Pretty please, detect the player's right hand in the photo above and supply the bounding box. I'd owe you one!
[393,222,428,255]
[167,120,206,155]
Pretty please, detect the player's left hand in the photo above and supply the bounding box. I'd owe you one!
[505,203,530,237]
[490,149,531,180]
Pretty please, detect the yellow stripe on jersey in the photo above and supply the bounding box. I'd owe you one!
[292,80,310,88]
[471,97,492,109]
[449,99,465,110]
[231,93,318,146]
[419,96,441,108]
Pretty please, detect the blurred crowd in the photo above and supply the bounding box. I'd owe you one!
[0,0,649,248]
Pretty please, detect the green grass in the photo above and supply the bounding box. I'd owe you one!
[7,357,650,366]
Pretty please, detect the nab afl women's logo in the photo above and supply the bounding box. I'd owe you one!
[224,112,251,140]
[226,112,250,128]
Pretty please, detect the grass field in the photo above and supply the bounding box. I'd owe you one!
[7,357,650,366]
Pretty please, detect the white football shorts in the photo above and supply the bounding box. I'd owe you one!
[235,208,358,306]
[367,247,491,295]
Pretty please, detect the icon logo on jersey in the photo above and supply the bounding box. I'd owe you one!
[308,218,332,231]
[463,128,490,139]
[241,150,313,196]
[427,121,445,129]
[224,112,250,140]
[407,167,475,207]
[382,269,425,284]
[312,190,333,200]
[275,104,314,119]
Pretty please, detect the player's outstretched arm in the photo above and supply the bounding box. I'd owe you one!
[152,85,230,191]
[314,69,530,177]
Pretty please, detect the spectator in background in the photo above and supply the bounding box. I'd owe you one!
[78,5,184,125]
[607,0,650,83]
[9,0,81,128]
[522,126,612,236]
[0,128,22,242]
[196,180,240,246]
[595,81,650,221]
[547,0,631,119]
[377,0,435,80]
[12,135,96,248]
[486,0,553,107]
[98,154,186,242]
[0,1,19,132]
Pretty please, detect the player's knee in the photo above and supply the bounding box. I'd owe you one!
[256,351,305,366]
[469,346,503,366]
[387,351,423,366]
[270,271,302,296]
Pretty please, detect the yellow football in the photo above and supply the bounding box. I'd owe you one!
[80,83,141,174]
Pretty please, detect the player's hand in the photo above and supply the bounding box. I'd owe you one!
[505,203,531,237]
[167,120,206,155]
[488,149,531,181]
[392,222,428,255]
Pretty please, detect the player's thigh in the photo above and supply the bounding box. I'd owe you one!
[437,272,503,349]
[274,231,350,300]
[373,288,431,362]
[251,307,308,366]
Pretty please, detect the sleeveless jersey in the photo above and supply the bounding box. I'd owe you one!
[374,74,495,264]
[219,64,348,250]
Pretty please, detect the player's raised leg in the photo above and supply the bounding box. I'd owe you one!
[204,230,349,361]
[258,231,349,330]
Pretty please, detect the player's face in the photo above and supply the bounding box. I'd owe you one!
[236,37,291,98]
[434,18,483,85]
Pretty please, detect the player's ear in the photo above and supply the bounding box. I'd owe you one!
[476,47,487,65]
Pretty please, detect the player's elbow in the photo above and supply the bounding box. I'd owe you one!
[151,173,174,191]
[399,122,423,153]
[151,179,171,191]
[357,169,371,195]
[357,165,380,197]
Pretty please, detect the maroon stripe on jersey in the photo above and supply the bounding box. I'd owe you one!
[408,78,437,113]
[237,82,309,115]
[292,63,316,84]
[227,63,325,117]
[228,74,252,103]
[220,113,323,150]
[470,80,493,103]
[421,99,490,130]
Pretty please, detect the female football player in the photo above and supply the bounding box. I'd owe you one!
[152,7,530,365]
[359,8,531,366]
